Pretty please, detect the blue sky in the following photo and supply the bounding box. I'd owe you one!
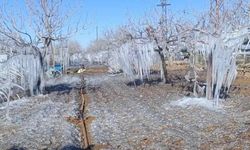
[79,0,209,48]
[6,0,209,48]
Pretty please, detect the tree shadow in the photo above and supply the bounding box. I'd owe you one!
[60,145,83,150]
[7,146,27,150]
[45,83,72,94]
[126,78,163,87]
[44,83,81,95]
[7,145,84,150]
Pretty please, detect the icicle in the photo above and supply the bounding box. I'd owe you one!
[115,39,161,81]
[195,27,249,105]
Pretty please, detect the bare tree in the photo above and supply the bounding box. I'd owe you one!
[67,40,83,56]
[25,0,82,68]
[145,11,189,83]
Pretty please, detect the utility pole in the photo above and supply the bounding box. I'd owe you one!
[96,26,99,41]
[157,0,172,71]
[157,0,171,26]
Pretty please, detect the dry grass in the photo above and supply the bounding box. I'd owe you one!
[82,66,109,75]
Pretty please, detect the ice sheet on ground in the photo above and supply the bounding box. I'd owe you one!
[171,97,223,111]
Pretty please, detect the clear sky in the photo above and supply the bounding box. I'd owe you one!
[6,0,210,48]
[79,0,209,48]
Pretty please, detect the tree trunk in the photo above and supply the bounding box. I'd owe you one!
[33,46,45,94]
[51,43,55,67]
[158,51,169,83]
[206,52,213,100]
[244,51,246,64]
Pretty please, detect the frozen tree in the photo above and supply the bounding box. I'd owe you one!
[68,40,83,56]
[0,0,84,93]
[25,0,83,69]
[97,13,189,82]
[0,0,83,69]
[87,38,111,53]
[0,59,24,120]
[144,9,190,83]
[191,0,250,104]
[84,38,112,65]
[83,25,135,66]
[55,40,70,72]
[99,23,155,77]
[116,39,161,81]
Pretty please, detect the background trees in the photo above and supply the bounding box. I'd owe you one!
[85,0,249,103]
[0,0,83,69]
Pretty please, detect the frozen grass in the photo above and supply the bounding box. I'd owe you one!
[0,91,81,149]
[45,75,81,87]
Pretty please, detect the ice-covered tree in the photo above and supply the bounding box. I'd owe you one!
[98,12,190,82]
[0,60,25,120]
[101,23,161,80]
[192,0,250,103]
[143,8,192,83]
[0,0,84,94]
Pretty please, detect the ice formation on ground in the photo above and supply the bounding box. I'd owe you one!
[171,97,223,111]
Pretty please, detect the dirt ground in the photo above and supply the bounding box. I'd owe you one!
[84,63,250,149]
[0,64,250,150]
